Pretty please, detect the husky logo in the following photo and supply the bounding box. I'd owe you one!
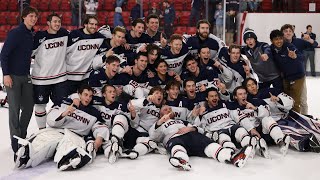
[39,37,46,43]
[100,80,107,84]
[160,55,167,59]
[99,48,107,52]
[72,37,80,42]
[38,95,44,102]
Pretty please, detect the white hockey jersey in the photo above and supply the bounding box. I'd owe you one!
[149,119,194,145]
[66,29,105,81]
[227,99,271,132]
[47,98,107,139]
[195,101,236,132]
[32,28,69,85]
[130,98,161,133]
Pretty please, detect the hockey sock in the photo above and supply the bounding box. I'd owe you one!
[34,104,47,129]
[112,115,128,139]
[204,142,233,162]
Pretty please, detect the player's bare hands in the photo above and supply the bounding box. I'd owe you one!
[72,98,80,107]
[287,47,297,59]
[121,66,133,75]
[177,127,195,135]
[124,43,130,50]
[160,33,167,48]
[213,60,223,69]
[250,128,261,138]
[199,105,206,115]
[115,86,123,96]
[94,137,103,150]
[245,101,256,110]
[3,75,13,88]
[62,103,76,117]
[269,92,279,102]
[147,70,155,78]
[259,52,269,61]
[105,47,114,57]
[128,101,136,119]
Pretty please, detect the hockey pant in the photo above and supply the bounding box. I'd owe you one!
[167,131,235,163]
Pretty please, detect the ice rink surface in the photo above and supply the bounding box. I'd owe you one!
[0,77,319,180]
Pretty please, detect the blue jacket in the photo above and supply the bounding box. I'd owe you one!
[0,23,34,76]
[163,5,175,25]
[271,42,305,81]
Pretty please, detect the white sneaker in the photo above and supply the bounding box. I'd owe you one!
[169,157,191,171]
[121,149,139,160]
[279,135,290,156]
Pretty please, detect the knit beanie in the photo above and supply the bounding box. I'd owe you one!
[243,28,257,42]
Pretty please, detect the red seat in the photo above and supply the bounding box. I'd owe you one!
[186,27,197,35]
[173,2,184,11]
[179,11,190,26]
[97,11,108,26]
[50,0,61,11]
[60,0,71,11]
[65,25,78,31]
[30,0,38,9]
[0,0,8,11]
[0,25,12,40]
[62,12,72,25]
[38,0,49,11]
[184,0,192,11]
[122,11,130,26]
[104,0,115,11]
[7,12,19,25]
[175,26,187,35]
[260,0,272,12]
[33,25,41,32]
[8,0,18,11]
[106,12,115,27]
[39,12,51,25]
[0,12,9,25]
[97,0,104,11]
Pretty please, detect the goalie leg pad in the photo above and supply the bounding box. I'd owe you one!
[57,147,91,171]
[15,129,64,168]
[54,129,87,165]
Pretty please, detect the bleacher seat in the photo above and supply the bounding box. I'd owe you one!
[0,12,9,25]
[97,0,104,11]
[104,0,115,11]
[0,25,11,41]
[38,0,50,11]
[175,26,187,35]
[62,12,72,25]
[261,0,273,12]
[0,0,8,11]
[179,11,190,26]
[50,0,61,11]
[186,27,197,35]
[39,12,51,25]
[7,12,19,25]
[97,11,108,26]
[8,0,18,11]
[60,0,71,11]
[122,11,131,26]
[173,2,184,11]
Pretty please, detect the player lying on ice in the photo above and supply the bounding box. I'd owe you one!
[228,86,291,157]
[243,77,320,153]
[14,85,109,170]
[149,105,253,171]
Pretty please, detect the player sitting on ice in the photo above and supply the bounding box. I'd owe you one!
[89,84,139,163]
[195,88,257,156]
[243,77,320,153]
[14,85,108,170]
[149,105,253,171]
[228,86,290,157]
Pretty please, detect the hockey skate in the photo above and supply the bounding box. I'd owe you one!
[258,138,271,159]
[107,136,123,164]
[278,135,290,156]
[85,140,96,163]
[121,149,139,160]
[230,145,253,168]
[15,145,30,169]
[309,134,320,153]
[169,157,192,171]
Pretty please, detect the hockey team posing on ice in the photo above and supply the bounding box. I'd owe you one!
[1,9,320,172]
